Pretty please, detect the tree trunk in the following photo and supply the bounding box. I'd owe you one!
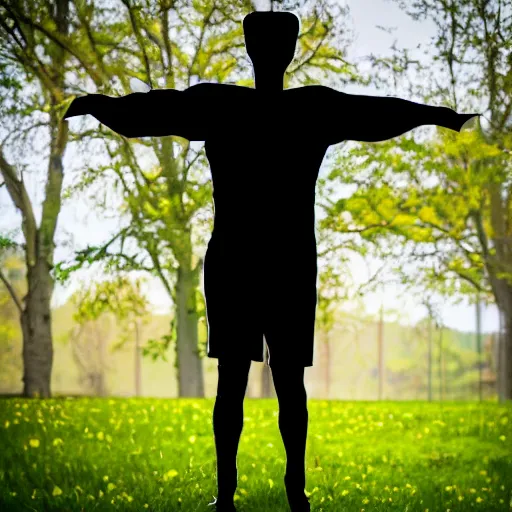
[378,306,384,400]
[476,298,483,400]
[322,332,331,399]
[488,275,512,402]
[134,319,142,397]
[486,176,512,401]
[325,336,331,399]
[441,328,447,400]
[505,315,512,401]
[427,315,433,401]
[21,259,54,398]
[175,266,204,397]
[90,371,107,397]
[438,326,443,401]
[96,324,107,397]
[498,308,512,402]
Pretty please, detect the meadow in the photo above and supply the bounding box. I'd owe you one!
[0,398,511,511]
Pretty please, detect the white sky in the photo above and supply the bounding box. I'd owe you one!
[0,0,500,333]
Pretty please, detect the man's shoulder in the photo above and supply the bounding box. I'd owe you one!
[186,82,255,98]
[285,85,333,92]
[187,83,337,96]
[291,85,339,96]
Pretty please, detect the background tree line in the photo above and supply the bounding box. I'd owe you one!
[0,251,497,400]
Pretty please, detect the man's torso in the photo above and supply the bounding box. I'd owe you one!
[200,84,331,255]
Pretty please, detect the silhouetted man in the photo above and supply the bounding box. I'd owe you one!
[64,10,479,512]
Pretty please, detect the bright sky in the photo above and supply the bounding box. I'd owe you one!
[0,0,500,333]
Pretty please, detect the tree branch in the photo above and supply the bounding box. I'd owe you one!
[121,0,154,88]
[0,145,38,265]
[2,1,105,87]
[0,266,22,313]
[39,118,69,258]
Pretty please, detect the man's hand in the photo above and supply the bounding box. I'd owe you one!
[440,107,481,132]
[458,113,481,132]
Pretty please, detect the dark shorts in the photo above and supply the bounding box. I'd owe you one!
[202,238,318,367]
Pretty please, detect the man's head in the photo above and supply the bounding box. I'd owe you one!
[243,11,300,74]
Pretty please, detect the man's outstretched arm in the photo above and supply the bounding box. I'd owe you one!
[322,87,480,144]
[63,85,213,141]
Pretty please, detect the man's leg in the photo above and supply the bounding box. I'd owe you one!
[212,357,252,505]
[271,362,310,510]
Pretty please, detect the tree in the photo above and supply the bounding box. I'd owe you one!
[0,0,74,397]
[394,0,512,404]
[69,275,149,396]
[321,0,512,400]
[69,311,112,396]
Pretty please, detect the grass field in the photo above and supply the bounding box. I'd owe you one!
[0,398,511,511]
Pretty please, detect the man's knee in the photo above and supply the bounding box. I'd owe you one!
[270,362,305,381]
[216,358,251,399]
[271,364,307,401]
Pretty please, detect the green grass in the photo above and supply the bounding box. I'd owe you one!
[0,399,511,511]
